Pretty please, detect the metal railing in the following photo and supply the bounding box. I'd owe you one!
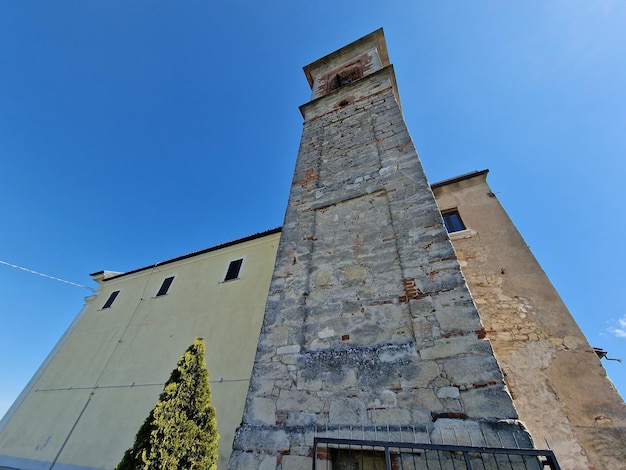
[313,437,561,470]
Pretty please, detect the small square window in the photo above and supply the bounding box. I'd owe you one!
[156,276,175,297]
[224,259,243,282]
[102,290,120,309]
[442,210,466,233]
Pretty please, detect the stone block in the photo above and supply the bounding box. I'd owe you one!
[329,397,367,425]
[296,371,322,391]
[411,408,433,424]
[419,335,477,360]
[318,326,334,338]
[408,296,434,317]
[397,388,442,412]
[254,378,275,396]
[281,354,299,365]
[434,305,482,334]
[277,390,324,413]
[432,377,451,388]
[286,411,317,426]
[478,420,534,448]
[233,426,290,452]
[443,355,502,387]
[461,385,518,419]
[267,325,289,347]
[437,386,460,399]
[379,347,415,363]
[248,397,277,425]
[254,361,289,379]
[289,446,312,456]
[399,361,439,388]
[228,450,277,470]
[282,455,314,470]
[380,389,398,406]
[430,418,484,446]
[370,408,411,425]
[258,454,279,470]
[411,317,434,344]
[335,368,357,388]
[228,453,278,470]
[440,398,463,412]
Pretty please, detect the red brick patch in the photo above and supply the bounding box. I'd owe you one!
[399,278,424,303]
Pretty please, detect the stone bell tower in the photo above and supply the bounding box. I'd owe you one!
[229,29,533,469]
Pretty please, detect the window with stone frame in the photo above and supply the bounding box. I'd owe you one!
[442,209,466,233]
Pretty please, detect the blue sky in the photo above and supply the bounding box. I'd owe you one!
[1,1,625,419]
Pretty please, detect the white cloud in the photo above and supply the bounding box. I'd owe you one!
[608,315,626,338]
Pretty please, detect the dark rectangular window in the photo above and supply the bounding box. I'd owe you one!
[156,276,175,297]
[224,259,243,281]
[442,210,466,233]
[102,290,120,309]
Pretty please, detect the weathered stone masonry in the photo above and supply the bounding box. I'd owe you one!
[229,30,532,469]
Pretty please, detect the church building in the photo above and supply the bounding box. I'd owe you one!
[0,29,624,470]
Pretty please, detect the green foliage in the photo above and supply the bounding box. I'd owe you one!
[116,338,219,470]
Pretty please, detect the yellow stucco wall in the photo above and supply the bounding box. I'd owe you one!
[0,231,280,470]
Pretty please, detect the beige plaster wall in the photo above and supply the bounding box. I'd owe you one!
[0,231,280,470]
[433,172,626,470]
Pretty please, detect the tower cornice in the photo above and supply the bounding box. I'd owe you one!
[303,29,389,88]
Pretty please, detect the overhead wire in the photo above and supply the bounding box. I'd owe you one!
[0,259,95,292]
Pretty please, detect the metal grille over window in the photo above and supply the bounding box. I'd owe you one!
[156,276,175,297]
[313,437,561,470]
[224,259,243,281]
[102,290,120,309]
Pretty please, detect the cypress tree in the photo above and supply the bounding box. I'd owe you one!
[116,338,218,470]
